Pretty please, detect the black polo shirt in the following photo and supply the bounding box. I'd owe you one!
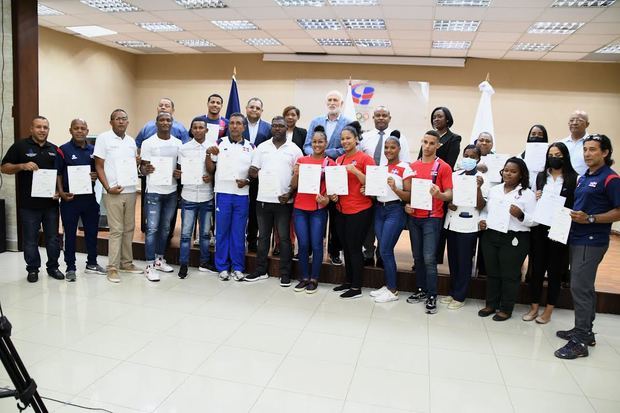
[1,136,59,209]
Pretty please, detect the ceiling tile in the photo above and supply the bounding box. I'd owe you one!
[275,38,318,45]
[265,30,312,39]
[349,30,390,39]
[469,41,513,50]
[467,50,507,59]
[188,30,239,39]
[592,6,620,22]
[149,10,206,22]
[391,39,429,48]
[432,31,477,41]
[503,50,546,60]
[237,7,291,19]
[517,33,570,43]
[332,6,385,18]
[553,43,600,52]
[320,46,360,54]
[537,8,603,22]
[541,51,589,61]
[390,30,432,40]
[38,0,97,14]
[385,19,433,30]
[430,49,468,57]
[382,7,434,20]
[474,32,522,42]
[478,21,531,32]
[282,6,337,19]
[214,38,248,46]
[433,7,488,20]
[190,8,247,20]
[116,12,162,24]
[288,45,326,53]
[562,33,619,44]
[576,22,620,35]
[490,0,554,7]
[101,23,145,33]
[253,19,302,30]
[392,47,431,56]
[484,8,545,21]
[358,48,395,55]
[34,15,90,26]
[126,0,185,10]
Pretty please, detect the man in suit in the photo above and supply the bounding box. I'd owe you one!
[303,91,353,265]
[243,97,271,251]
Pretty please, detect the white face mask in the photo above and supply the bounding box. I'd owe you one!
[461,157,478,171]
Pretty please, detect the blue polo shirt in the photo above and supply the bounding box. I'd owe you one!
[135,120,189,148]
[56,139,96,198]
[569,164,620,246]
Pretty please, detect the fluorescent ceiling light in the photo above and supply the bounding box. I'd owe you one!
[512,42,556,52]
[329,0,378,4]
[80,0,140,12]
[175,0,227,8]
[595,43,620,53]
[115,40,153,48]
[342,19,386,30]
[433,20,480,32]
[244,38,282,46]
[66,25,118,37]
[552,0,615,7]
[316,38,354,46]
[177,39,217,47]
[263,53,465,67]
[275,0,325,5]
[297,19,342,30]
[211,20,258,30]
[528,22,584,34]
[137,22,183,32]
[355,39,391,48]
[432,40,471,49]
[38,4,64,16]
[437,0,491,6]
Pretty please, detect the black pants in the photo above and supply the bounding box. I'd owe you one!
[247,179,259,246]
[327,202,342,257]
[256,202,293,277]
[528,224,568,306]
[21,206,60,273]
[446,230,478,302]
[335,207,373,289]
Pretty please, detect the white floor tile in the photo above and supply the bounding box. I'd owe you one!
[341,401,412,413]
[358,339,429,375]
[225,322,301,354]
[128,335,218,374]
[587,397,620,413]
[305,311,370,338]
[497,355,582,395]
[429,348,503,383]
[366,317,428,346]
[508,386,595,413]
[250,388,343,413]
[108,306,185,334]
[566,364,620,401]
[248,303,314,328]
[67,325,153,360]
[289,331,363,365]
[430,377,513,413]
[165,314,243,344]
[12,314,104,347]
[429,324,493,354]
[488,330,558,361]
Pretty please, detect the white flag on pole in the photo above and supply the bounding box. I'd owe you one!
[470,80,495,146]
[343,80,357,121]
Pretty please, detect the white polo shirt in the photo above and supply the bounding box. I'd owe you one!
[212,137,254,196]
[93,129,137,194]
[140,134,182,195]
[480,183,537,232]
[360,128,412,165]
[251,138,302,204]
[178,139,213,203]
[559,133,587,176]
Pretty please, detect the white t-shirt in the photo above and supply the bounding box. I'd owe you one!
[212,137,255,196]
[93,129,137,194]
[140,134,182,195]
[251,139,302,203]
[178,139,213,203]
[445,170,488,234]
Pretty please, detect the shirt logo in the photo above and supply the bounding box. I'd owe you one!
[589,181,597,188]
[26,152,36,158]
[48,152,56,157]
[71,154,78,160]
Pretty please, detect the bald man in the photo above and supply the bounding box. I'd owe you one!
[558,110,589,176]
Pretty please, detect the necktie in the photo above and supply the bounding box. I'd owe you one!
[373,131,385,165]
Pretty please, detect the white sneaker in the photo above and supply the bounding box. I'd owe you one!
[232,270,245,281]
[374,290,399,303]
[154,258,173,273]
[439,295,453,305]
[448,299,465,310]
[370,286,388,298]
[219,270,230,281]
[145,265,160,282]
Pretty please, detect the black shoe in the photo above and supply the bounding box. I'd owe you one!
[492,312,511,322]
[340,289,362,299]
[292,253,299,261]
[406,288,427,303]
[376,257,384,269]
[273,247,280,256]
[425,295,437,314]
[199,262,217,272]
[554,338,589,359]
[330,255,343,266]
[363,257,375,267]
[247,241,257,253]
[47,269,65,280]
[280,275,291,287]
[27,271,39,283]
[306,280,318,294]
[245,272,268,282]
[294,279,310,292]
[478,307,496,317]
[333,283,351,292]
[178,264,188,279]
[556,328,596,346]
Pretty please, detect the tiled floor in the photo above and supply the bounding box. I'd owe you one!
[1,250,620,413]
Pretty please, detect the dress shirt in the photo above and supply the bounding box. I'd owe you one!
[559,133,587,176]
[360,128,412,165]
[480,183,537,232]
[93,130,137,194]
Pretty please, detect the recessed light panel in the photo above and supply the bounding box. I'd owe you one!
[244,38,282,46]
[528,22,585,34]
[432,40,471,49]
[211,20,258,30]
[297,19,342,30]
[595,43,620,53]
[328,0,378,5]
[80,0,140,13]
[438,0,491,5]
[115,40,153,48]
[355,39,391,48]
[137,22,183,32]
[177,39,217,47]
[38,4,64,16]
[433,20,480,32]
[66,25,118,37]
[275,0,325,5]
[316,38,354,46]
[552,0,615,7]
[512,42,556,52]
[342,19,386,30]
[175,0,227,8]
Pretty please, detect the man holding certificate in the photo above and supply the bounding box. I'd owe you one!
[246,116,302,287]
[56,119,106,282]
[1,116,64,283]
[404,130,453,314]
[139,112,182,282]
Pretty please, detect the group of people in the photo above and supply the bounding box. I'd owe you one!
[2,90,619,360]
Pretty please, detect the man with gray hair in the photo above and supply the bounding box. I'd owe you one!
[558,110,589,176]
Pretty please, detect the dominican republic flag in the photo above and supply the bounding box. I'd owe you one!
[225,69,241,119]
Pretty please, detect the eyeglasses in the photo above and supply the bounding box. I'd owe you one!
[113,117,128,121]
[586,134,603,141]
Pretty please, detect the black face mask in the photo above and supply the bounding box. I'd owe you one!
[548,157,564,170]
[528,136,547,143]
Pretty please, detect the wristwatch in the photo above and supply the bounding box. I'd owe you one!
[587,214,596,224]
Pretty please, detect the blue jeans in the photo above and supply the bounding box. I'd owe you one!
[145,192,178,262]
[180,198,214,265]
[21,207,60,273]
[215,193,249,272]
[375,203,406,290]
[408,216,442,297]
[293,207,328,280]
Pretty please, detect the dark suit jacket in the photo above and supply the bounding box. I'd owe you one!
[291,126,307,152]
[417,129,461,170]
[243,119,272,147]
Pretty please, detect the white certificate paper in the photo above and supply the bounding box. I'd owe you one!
[205,126,219,146]
[411,178,432,210]
[259,169,281,197]
[216,151,240,181]
[486,198,511,233]
[533,191,567,227]
[325,166,348,195]
[364,166,389,197]
[482,154,510,183]
[31,169,57,198]
[67,165,93,195]
[525,142,549,172]
[298,164,322,194]
[548,207,572,245]
[115,158,138,187]
[452,175,477,207]
[181,156,205,186]
[149,156,173,186]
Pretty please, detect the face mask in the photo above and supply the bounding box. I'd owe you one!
[528,136,546,143]
[548,157,564,170]
[461,157,478,171]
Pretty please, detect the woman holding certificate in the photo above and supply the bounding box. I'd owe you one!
[367,137,411,303]
[523,142,577,324]
[290,126,334,293]
[443,145,487,310]
[330,122,375,299]
[478,157,536,321]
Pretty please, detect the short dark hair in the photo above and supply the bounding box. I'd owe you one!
[161,97,174,109]
[208,94,223,104]
[156,112,173,121]
[527,124,548,143]
[430,106,454,128]
[271,115,285,124]
[424,130,441,140]
[32,115,48,123]
[246,97,263,108]
[585,134,614,166]
[504,156,530,193]
[282,105,300,117]
[229,112,246,122]
[110,109,127,120]
[463,144,481,159]
[342,121,362,139]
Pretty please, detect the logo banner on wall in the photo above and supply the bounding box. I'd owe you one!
[295,79,430,159]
